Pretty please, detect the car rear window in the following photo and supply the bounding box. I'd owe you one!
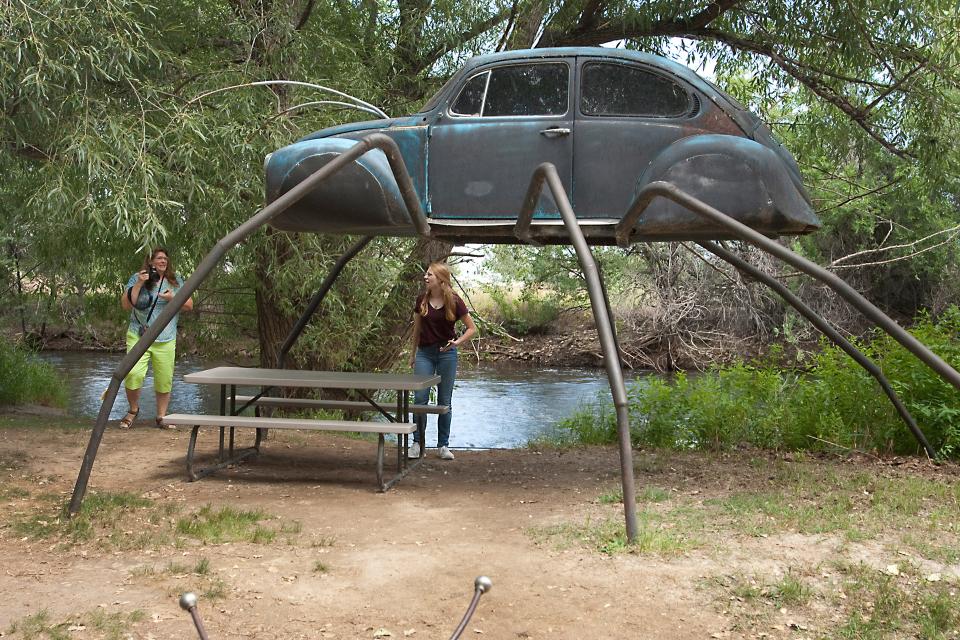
[450,63,569,117]
[581,62,690,117]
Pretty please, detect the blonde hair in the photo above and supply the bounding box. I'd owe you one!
[419,262,457,321]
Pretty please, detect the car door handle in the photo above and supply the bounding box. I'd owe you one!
[539,127,571,138]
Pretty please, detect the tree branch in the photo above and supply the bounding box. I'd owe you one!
[827,224,960,269]
[815,177,902,215]
[294,0,316,31]
[540,0,744,46]
[696,29,914,158]
[415,8,513,76]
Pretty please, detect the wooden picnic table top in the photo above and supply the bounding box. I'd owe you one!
[183,366,440,391]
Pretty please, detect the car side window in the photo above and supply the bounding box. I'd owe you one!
[451,73,488,116]
[450,63,569,117]
[581,62,690,117]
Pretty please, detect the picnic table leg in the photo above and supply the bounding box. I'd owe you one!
[217,385,226,462]
[396,391,404,469]
[228,385,236,458]
[185,424,261,482]
[376,434,385,491]
[407,391,424,459]
[187,426,202,481]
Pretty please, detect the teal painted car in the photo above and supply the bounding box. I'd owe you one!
[265,47,819,243]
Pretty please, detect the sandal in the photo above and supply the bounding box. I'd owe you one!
[156,416,175,430]
[119,407,139,429]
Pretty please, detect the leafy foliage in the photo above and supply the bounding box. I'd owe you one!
[0,338,66,407]
[2,0,959,373]
[483,285,561,335]
[556,307,960,458]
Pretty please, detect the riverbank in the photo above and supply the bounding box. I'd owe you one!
[1,413,957,638]
[9,314,684,371]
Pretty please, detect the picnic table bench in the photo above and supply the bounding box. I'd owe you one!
[230,394,449,416]
[163,366,443,491]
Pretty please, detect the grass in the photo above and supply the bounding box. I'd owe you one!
[312,560,329,573]
[175,505,276,544]
[195,557,211,574]
[311,534,336,547]
[547,307,960,458]
[598,485,670,504]
[0,414,91,431]
[6,610,70,640]
[0,449,29,470]
[0,339,68,408]
[768,571,812,606]
[695,460,960,549]
[1,485,30,499]
[708,561,959,639]
[830,561,959,639]
[88,609,147,640]
[11,491,165,549]
[6,608,146,640]
[7,488,301,553]
[280,520,303,534]
[201,577,228,600]
[530,510,698,555]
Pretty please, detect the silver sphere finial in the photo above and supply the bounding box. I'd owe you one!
[179,592,199,611]
[475,576,493,593]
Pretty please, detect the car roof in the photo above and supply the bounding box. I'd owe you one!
[422,47,749,124]
[469,48,726,96]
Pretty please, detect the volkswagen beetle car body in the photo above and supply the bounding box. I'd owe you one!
[265,47,820,243]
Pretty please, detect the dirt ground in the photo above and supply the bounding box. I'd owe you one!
[1,413,958,640]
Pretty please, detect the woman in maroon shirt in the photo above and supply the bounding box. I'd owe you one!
[408,262,477,460]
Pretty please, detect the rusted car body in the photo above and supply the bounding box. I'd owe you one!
[264,47,819,243]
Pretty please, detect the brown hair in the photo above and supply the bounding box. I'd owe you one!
[419,262,458,321]
[141,248,178,287]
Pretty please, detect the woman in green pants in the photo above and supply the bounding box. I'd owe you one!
[118,247,193,429]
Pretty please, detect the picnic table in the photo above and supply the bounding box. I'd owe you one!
[161,366,441,491]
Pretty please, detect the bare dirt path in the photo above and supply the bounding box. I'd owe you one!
[1,415,958,639]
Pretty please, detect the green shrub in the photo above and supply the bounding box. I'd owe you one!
[485,286,561,335]
[0,338,67,407]
[555,306,960,459]
[878,307,960,456]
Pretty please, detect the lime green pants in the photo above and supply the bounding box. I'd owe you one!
[124,332,177,393]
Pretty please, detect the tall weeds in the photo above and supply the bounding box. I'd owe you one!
[0,339,67,408]
[555,307,960,458]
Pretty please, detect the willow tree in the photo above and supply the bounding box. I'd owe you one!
[0,0,502,365]
[487,0,960,339]
[3,0,958,366]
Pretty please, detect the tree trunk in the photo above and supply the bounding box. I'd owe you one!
[354,238,453,372]
[254,230,298,369]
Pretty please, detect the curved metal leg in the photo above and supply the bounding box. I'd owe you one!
[69,134,430,515]
[514,163,638,542]
[616,182,960,396]
[233,236,376,416]
[700,240,935,457]
[278,236,374,372]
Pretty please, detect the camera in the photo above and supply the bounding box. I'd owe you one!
[146,265,161,288]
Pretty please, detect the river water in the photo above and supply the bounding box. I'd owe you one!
[36,351,643,449]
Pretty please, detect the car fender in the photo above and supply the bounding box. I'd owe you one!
[632,134,820,239]
[265,137,417,235]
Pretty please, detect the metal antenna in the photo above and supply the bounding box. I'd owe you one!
[179,592,210,640]
[449,576,493,640]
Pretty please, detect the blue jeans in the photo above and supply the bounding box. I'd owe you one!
[413,344,457,447]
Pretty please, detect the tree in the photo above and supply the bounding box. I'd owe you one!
[2,0,958,367]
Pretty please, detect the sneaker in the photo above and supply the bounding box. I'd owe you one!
[438,446,455,460]
[408,443,421,459]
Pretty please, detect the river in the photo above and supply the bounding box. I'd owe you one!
[36,351,644,449]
